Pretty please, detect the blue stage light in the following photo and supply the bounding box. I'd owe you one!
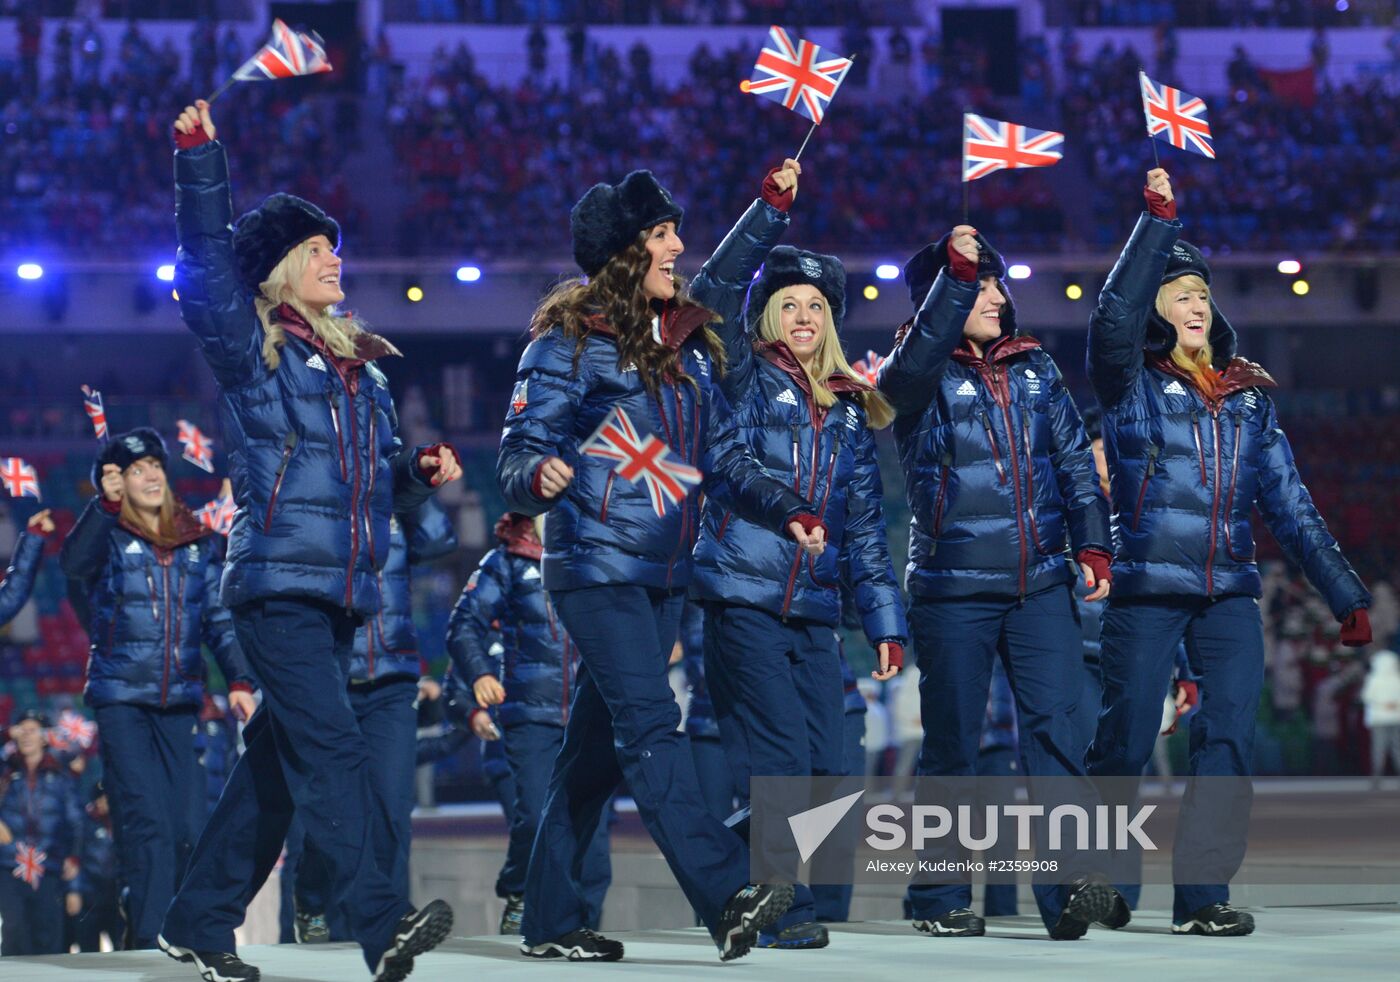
[456,266,482,283]
[16,263,43,280]
[157,264,176,282]
[875,264,900,280]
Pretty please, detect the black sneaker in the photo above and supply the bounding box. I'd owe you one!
[295,910,330,944]
[1171,903,1256,937]
[715,883,795,961]
[521,927,625,961]
[373,899,455,982]
[158,936,260,982]
[499,894,524,935]
[1049,876,1119,940]
[1099,891,1133,930]
[912,908,986,937]
[759,921,830,949]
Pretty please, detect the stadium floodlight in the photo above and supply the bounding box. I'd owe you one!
[17,263,43,280]
[862,285,879,301]
[1276,259,1301,275]
[157,264,176,282]
[456,266,482,283]
[875,264,900,281]
[1291,279,1310,296]
[1007,264,1031,280]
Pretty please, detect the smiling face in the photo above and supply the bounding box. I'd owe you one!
[292,234,344,310]
[121,456,168,515]
[641,222,683,302]
[1158,275,1212,354]
[777,284,830,366]
[10,719,43,758]
[962,276,1006,347]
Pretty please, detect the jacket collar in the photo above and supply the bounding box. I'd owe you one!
[276,304,400,366]
[949,334,1041,367]
[584,301,715,352]
[1148,354,1277,408]
[757,341,868,398]
[5,751,63,778]
[494,513,543,561]
[119,501,209,553]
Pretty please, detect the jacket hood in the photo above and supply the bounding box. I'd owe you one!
[1146,239,1236,366]
[495,512,543,561]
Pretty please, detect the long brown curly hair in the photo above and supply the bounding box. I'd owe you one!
[530,232,727,396]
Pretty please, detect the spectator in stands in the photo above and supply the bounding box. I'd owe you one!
[73,782,121,953]
[0,509,54,628]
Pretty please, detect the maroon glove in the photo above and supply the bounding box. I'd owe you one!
[417,443,459,485]
[1340,608,1372,648]
[1076,548,1113,587]
[1164,679,1199,736]
[788,513,827,538]
[1144,186,1177,220]
[761,166,796,212]
[881,641,905,672]
[173,123,213,151]
[228,681,255,696]
[99,497,122,515]
[947,235,978,283]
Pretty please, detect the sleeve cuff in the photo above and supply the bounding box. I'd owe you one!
[228,681,254,695]
[760,170,796,212]
[99,497,122,515]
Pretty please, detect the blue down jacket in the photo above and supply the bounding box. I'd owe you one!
[60,498,251,709]
[0,753,82,877]
[878,271,1110,599]
[0,531,44,627]
[349,498,458,683]
[1087,213,1369,618]
[174,141,436,616]
[496,207,810,592]
[447,514,578,727]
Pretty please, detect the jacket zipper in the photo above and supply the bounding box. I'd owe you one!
[174,565,187,680]
[599,472,615,523]
[159,565,171,707]
[1190,410,1207,487]
[1021,407,1047,554]
[1205,409,1223,594]
[1131,444,1159,532]
[932,452,953,536]
[329,358,362,610]
[806,436,843,590]
[364,412,378,569]
[1224,416,1249,560]
[265,432,297,530]
[780,405,825,619]
[328,392,347,482]
[990,366,1028,598]
[978,409,1006,484]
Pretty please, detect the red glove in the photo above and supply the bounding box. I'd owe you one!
[1340,608,1372,648]
[99,497,122,515]
[761,166,796,212]
[788,513,827,538]
[1144,186,1177,221]
[173,123,213,151]
[882,641,905,671]
[947,236,978,283]
[228,681,255,696]
[1076,548,1113,586]
[417,443,459,483]
[1164,679,1199,736]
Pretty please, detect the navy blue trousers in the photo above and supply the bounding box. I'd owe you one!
[704,604,844,931]
[976,746,1021,917]
[521,585,747,945]
[811,707,867,923]
[94,702,200,949]
[689,735,736,824]
[1087,594,1264,922]
[162,599,408,970]
[905,585,1085,931]
[499,720,611,929]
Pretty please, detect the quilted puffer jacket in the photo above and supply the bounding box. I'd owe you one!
[0,531,44,628]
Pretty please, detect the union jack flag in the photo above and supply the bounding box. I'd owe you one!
[1139,73,1215,159]
[580,407,703,518]
[746,26,853,125]
[0,458,40,499]
[177,420,216,473]
[231,19,333,83]
[12,842,45,889]
[850,350,887,387]
[48,710,97,752]
[195,492,236,537]
[962,113,1064,183]
[81,385,107,440]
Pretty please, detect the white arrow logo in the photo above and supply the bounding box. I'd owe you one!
[788,790,865,863]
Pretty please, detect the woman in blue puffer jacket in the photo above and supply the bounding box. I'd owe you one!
[877,225,1119,941]
[691,159,908,951]
[498,167,826,962]
[161,99,457,982]
[1084,169,1372,938]
[59,428,255,952]
[0,509,52,628]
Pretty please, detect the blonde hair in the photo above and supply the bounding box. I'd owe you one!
[1155,275,1219,397]
[253,240,394,371]
[758,288,895,430]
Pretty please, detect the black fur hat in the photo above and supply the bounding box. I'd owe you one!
[1145,239,1236,366]
[232,193,341,292]
[92,427,169,487]
[903,231,1017,336]
[570,170,683,277]
[744,245,847,333]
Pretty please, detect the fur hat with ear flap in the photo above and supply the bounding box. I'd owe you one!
[92,427,169,487]
[232,192,341,293]
[1145,238,1237,366]
[901,230,1018,337]
[744,245,847,333]
[570,170,684,277]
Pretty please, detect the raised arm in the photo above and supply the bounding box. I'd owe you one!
[1087,169,1182,409]
[0,514,49,628]
[60,494,120,583]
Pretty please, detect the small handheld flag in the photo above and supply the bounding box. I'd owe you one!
[850,351,887,388]
[209,19,333,102]
[0,458,40,499]
[580,407,702,518]
[746,26,853,160]
[962,113,1064,182]
[1139,72,1215,160]
[177,420,216,473]
[81,385,108,441]
[13,842,46,890]
[196,492,236,537]
[50,710,97,752]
